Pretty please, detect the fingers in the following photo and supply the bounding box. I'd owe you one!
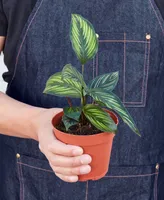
[36,108,92,183]
[49,154,92,167]
[55,173,79,183]
[48,139,83,156]
[51,164,91,176]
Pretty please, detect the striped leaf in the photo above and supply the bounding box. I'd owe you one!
[62,64,87,89]
[89,90,140,136]
[62,115,78,131]
[83,104,117,133]
[43,72,81,98]
[70,14,98,64]
[64,106,81,121]
[88,72,119,92]
[94,100,106,107]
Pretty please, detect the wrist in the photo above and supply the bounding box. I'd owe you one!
[26,107,47,141]
[28,107,62,141]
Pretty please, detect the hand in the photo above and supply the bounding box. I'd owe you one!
[32,108,92,182]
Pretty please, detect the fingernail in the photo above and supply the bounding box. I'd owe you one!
[69,176,78,182]
[72,148,83,156]
[81,155,92,164]
[80,166,91,175]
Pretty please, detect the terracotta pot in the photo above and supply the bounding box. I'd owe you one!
[52,110,118,181]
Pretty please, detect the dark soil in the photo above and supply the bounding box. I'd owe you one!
[56,120,102,136]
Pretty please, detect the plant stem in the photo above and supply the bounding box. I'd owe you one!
[81,64,86,107]
[82,64,84,76]
[81,87,87,126]
[81,112,85,126]
[66,97,72,107]
[81,64,87,126]
[81,87,87,107]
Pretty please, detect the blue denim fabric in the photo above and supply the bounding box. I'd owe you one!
[3,154,158,200]
[1,0,164,199]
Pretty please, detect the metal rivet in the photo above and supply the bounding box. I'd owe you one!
[146,34,151,40]
[16,153,20,158]
[156,163,159,170]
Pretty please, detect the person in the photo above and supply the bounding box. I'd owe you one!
[0,0,164,199]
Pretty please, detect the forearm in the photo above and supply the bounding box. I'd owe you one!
[0,36,5,52]
[0,91,46,140]
[0,37,42,140]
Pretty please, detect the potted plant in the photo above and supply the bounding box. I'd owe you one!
[44,14,140,181]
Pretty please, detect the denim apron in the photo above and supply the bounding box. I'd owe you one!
[1,0,164,199]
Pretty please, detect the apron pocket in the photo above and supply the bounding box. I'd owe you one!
[87,164,159,200]
[94,32,151,108]
[16,155,159,200]
[16,154,87,200]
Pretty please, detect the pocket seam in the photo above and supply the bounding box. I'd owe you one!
[85,181,89,200]
[18,161,157,178]
[17,159,25,200]
[149,0,164,36]
[153,164,160,200]
[17,162,54,173]
[123,39,151,107]
[95,32,151,108]
[7,0,44,91]
[104,172,158,178]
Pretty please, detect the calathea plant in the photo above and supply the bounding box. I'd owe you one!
[44,14,140,136]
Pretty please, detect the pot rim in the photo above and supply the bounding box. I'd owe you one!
[52,110,119,146]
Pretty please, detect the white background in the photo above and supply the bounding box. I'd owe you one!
[0,54,7,92]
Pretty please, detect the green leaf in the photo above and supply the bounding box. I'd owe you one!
[89,90,140,136]
[62,115,78,131]
[70,14,98,64]
[94,100,106,107]
[88,72,119,92]
[64,106,81,121]
[43,72,81,98]
[62,64,87,89]
[83,104,117,133]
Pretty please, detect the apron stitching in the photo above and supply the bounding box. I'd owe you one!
[17,163,23,200]
[8,0,44,89]
[98,34,150,107]
[19,161,25,200]
[17,162,54,173]
[141,40,148,103]
[125,104,145,108]
[105,172,158,178]
[123,38,148,105]
[154,164,160,200]
[99,40,149,43]
[154,173,159,200]
[85,181,89,200]
[143,41,151,107]
[96,37,149,80]
[17,160,24,200]
[124,102,143,104]
[15,0,44,66]
[149,0,164,35]
[123,32,126,102]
